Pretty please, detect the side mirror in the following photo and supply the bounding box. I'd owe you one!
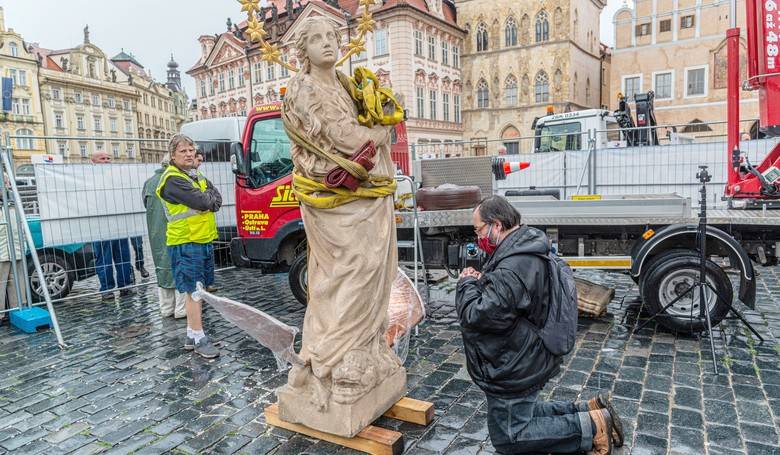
[230,142,246,175]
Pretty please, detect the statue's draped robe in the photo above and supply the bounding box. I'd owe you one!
[285,72,400,383]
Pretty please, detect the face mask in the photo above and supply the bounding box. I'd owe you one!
[477,224,497,255]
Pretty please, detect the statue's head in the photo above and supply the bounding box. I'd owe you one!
[295,16,341,73]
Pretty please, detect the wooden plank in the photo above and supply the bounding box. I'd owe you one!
[264,404,404,455]
[383,397,434,426]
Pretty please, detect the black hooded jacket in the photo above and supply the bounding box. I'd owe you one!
[456,225,561,398]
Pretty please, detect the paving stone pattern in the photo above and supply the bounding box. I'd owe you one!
[0,267,779,454]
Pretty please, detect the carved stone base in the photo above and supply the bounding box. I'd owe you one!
[277,367,407,438]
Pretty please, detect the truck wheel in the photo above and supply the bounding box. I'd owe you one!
[288,253,308,306]
[638,249,695,300]
[642,253,732,333]
[29,254,73,303]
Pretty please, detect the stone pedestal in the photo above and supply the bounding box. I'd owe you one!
[277,367,407,438]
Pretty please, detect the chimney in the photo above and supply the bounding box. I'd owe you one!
[0,7,6,33]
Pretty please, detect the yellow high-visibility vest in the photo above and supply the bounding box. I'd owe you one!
[155,166,217,246]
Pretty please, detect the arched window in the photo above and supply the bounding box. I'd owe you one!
[15,129,33,150]
[505,17,518,47]
[501,125,520,154]
[682,119,713,133]
[535,11,549,43]
[504,75,518,105]
[476,79,489,108]
[9,42,18,57]
[476,22,489,52]
[535,71,549,103]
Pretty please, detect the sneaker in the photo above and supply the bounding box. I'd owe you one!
[184,336,195,350]
[193,336,220,359]
[588,409,613,455]
[101,292,114,301]
[588,391,624,448]
[138,265,150,279]
[119,289,135,297]
[206,285,218,293]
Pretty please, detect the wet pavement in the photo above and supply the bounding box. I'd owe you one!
[0,266,779,455]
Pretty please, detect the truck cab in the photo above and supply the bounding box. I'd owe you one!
[533,109,624,152]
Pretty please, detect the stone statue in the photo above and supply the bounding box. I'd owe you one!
[286,0,294,17]
[276,16,405,438]
[83,25,90,44]
[271,3,278,23]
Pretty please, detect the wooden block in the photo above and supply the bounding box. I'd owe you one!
[383,397,434,426]
[265,404,404,455]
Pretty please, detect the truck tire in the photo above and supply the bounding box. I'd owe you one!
[288,252,308,306]
[638,248,695,299]
[642,253,732,333]
[29,254,73,302]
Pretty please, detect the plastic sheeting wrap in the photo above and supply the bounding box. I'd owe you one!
[387,269,426,364]
[193,283,303,370]
[193,268,425,370]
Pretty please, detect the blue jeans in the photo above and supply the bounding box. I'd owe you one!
[92,239,134,292]
[486,391,593,454]
[130,236,144,268]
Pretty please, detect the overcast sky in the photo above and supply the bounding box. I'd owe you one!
[3,0,628,98]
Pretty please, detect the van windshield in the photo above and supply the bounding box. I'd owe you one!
[535,122,582,152]
[248,117,293,187]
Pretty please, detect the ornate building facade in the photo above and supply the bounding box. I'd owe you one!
[0,7,46,161]
[610,0,758,137]
[32,29,140,163]
[456,0,607,155]
[187,0,465,154]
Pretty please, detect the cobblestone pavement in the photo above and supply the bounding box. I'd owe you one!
[0,266,779,455]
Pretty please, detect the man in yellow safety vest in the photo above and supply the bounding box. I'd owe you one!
[156,134,222,359]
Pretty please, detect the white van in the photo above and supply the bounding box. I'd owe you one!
[180,117,247,162]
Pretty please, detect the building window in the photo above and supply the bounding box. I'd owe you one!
[441,41,449,65]
[238,66,245,87]
[659,19,671,33]
[505,17,518,47]
[92,94,100,106]
[79,143,88,157]
[623,75,641,100]
[476,23,489,52]
[219,72,225,91]
[267,63,275,80]
[654,71,673,99]
[125,118,133,133]
[476,79,489,108]
[53,87,62,100]
[74,91,83,103]
[429,90,437,120]
[15,129,33,150]
[535,71,549,103]
[228,69,235,89]
[127,144,135,159]
[635,23,651,37]
[686,67,707,97]
[504,75,518,105]
[124,99,131,110]
[57,141,66,155]
[152,97,157,109]
[416,86,425,118]
[77,114,85,130]
[95,142,104,152]
[21,98,30,115]
[9,42,18,57]
[108,96,116,108]
[200,80,206,97]
[11,98,19,114]
[535,10,549,42]
[7,69,17,86]
[254,62,262,84]
[375,29,388,56]
[414,30,424,56]
[454,94,461,123]
[208,76,215,95]
[145,113,150,125]
[586,78,591,104]
[428,35,436,60]
[19,70,27,87]
[94,115,103,132]
[443,92,450,121]
[112,143,120,158]
[110,117,118,132]
[54,112,65,129]
[681,15,695,29]
[452,46,460,68]
[281,56,290,77]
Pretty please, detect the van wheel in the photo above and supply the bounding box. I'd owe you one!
[288,253,308,306]
[641,253,732,333]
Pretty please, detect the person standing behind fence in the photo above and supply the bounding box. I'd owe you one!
[142,163,185,319]
[91,152,134,301]
[156,134,222,359]
[0,175,26,322]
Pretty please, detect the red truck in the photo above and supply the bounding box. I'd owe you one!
[229,102,410,304]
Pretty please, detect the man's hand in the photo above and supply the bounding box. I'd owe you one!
[459,267,482,281]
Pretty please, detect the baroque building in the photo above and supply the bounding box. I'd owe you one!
[610,0,758,137]
[187,0,465,154]
[456,0,606,155]
[0,7,46,161]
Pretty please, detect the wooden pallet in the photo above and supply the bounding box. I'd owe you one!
[265,397,434,455]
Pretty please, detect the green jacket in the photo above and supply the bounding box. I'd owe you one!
[143,166,174,288]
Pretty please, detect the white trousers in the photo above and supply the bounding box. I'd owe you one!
[158,287,185,318]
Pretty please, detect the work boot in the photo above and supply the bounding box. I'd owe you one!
[588,409,613,455]
[138,265,150,279]
[588,391,624,447]
[194,336,220,359]
[119,288,135,297]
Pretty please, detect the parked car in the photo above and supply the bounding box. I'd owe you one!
[26,217,96,302]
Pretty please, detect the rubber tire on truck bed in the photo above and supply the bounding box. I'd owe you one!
[416,184,482,211]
